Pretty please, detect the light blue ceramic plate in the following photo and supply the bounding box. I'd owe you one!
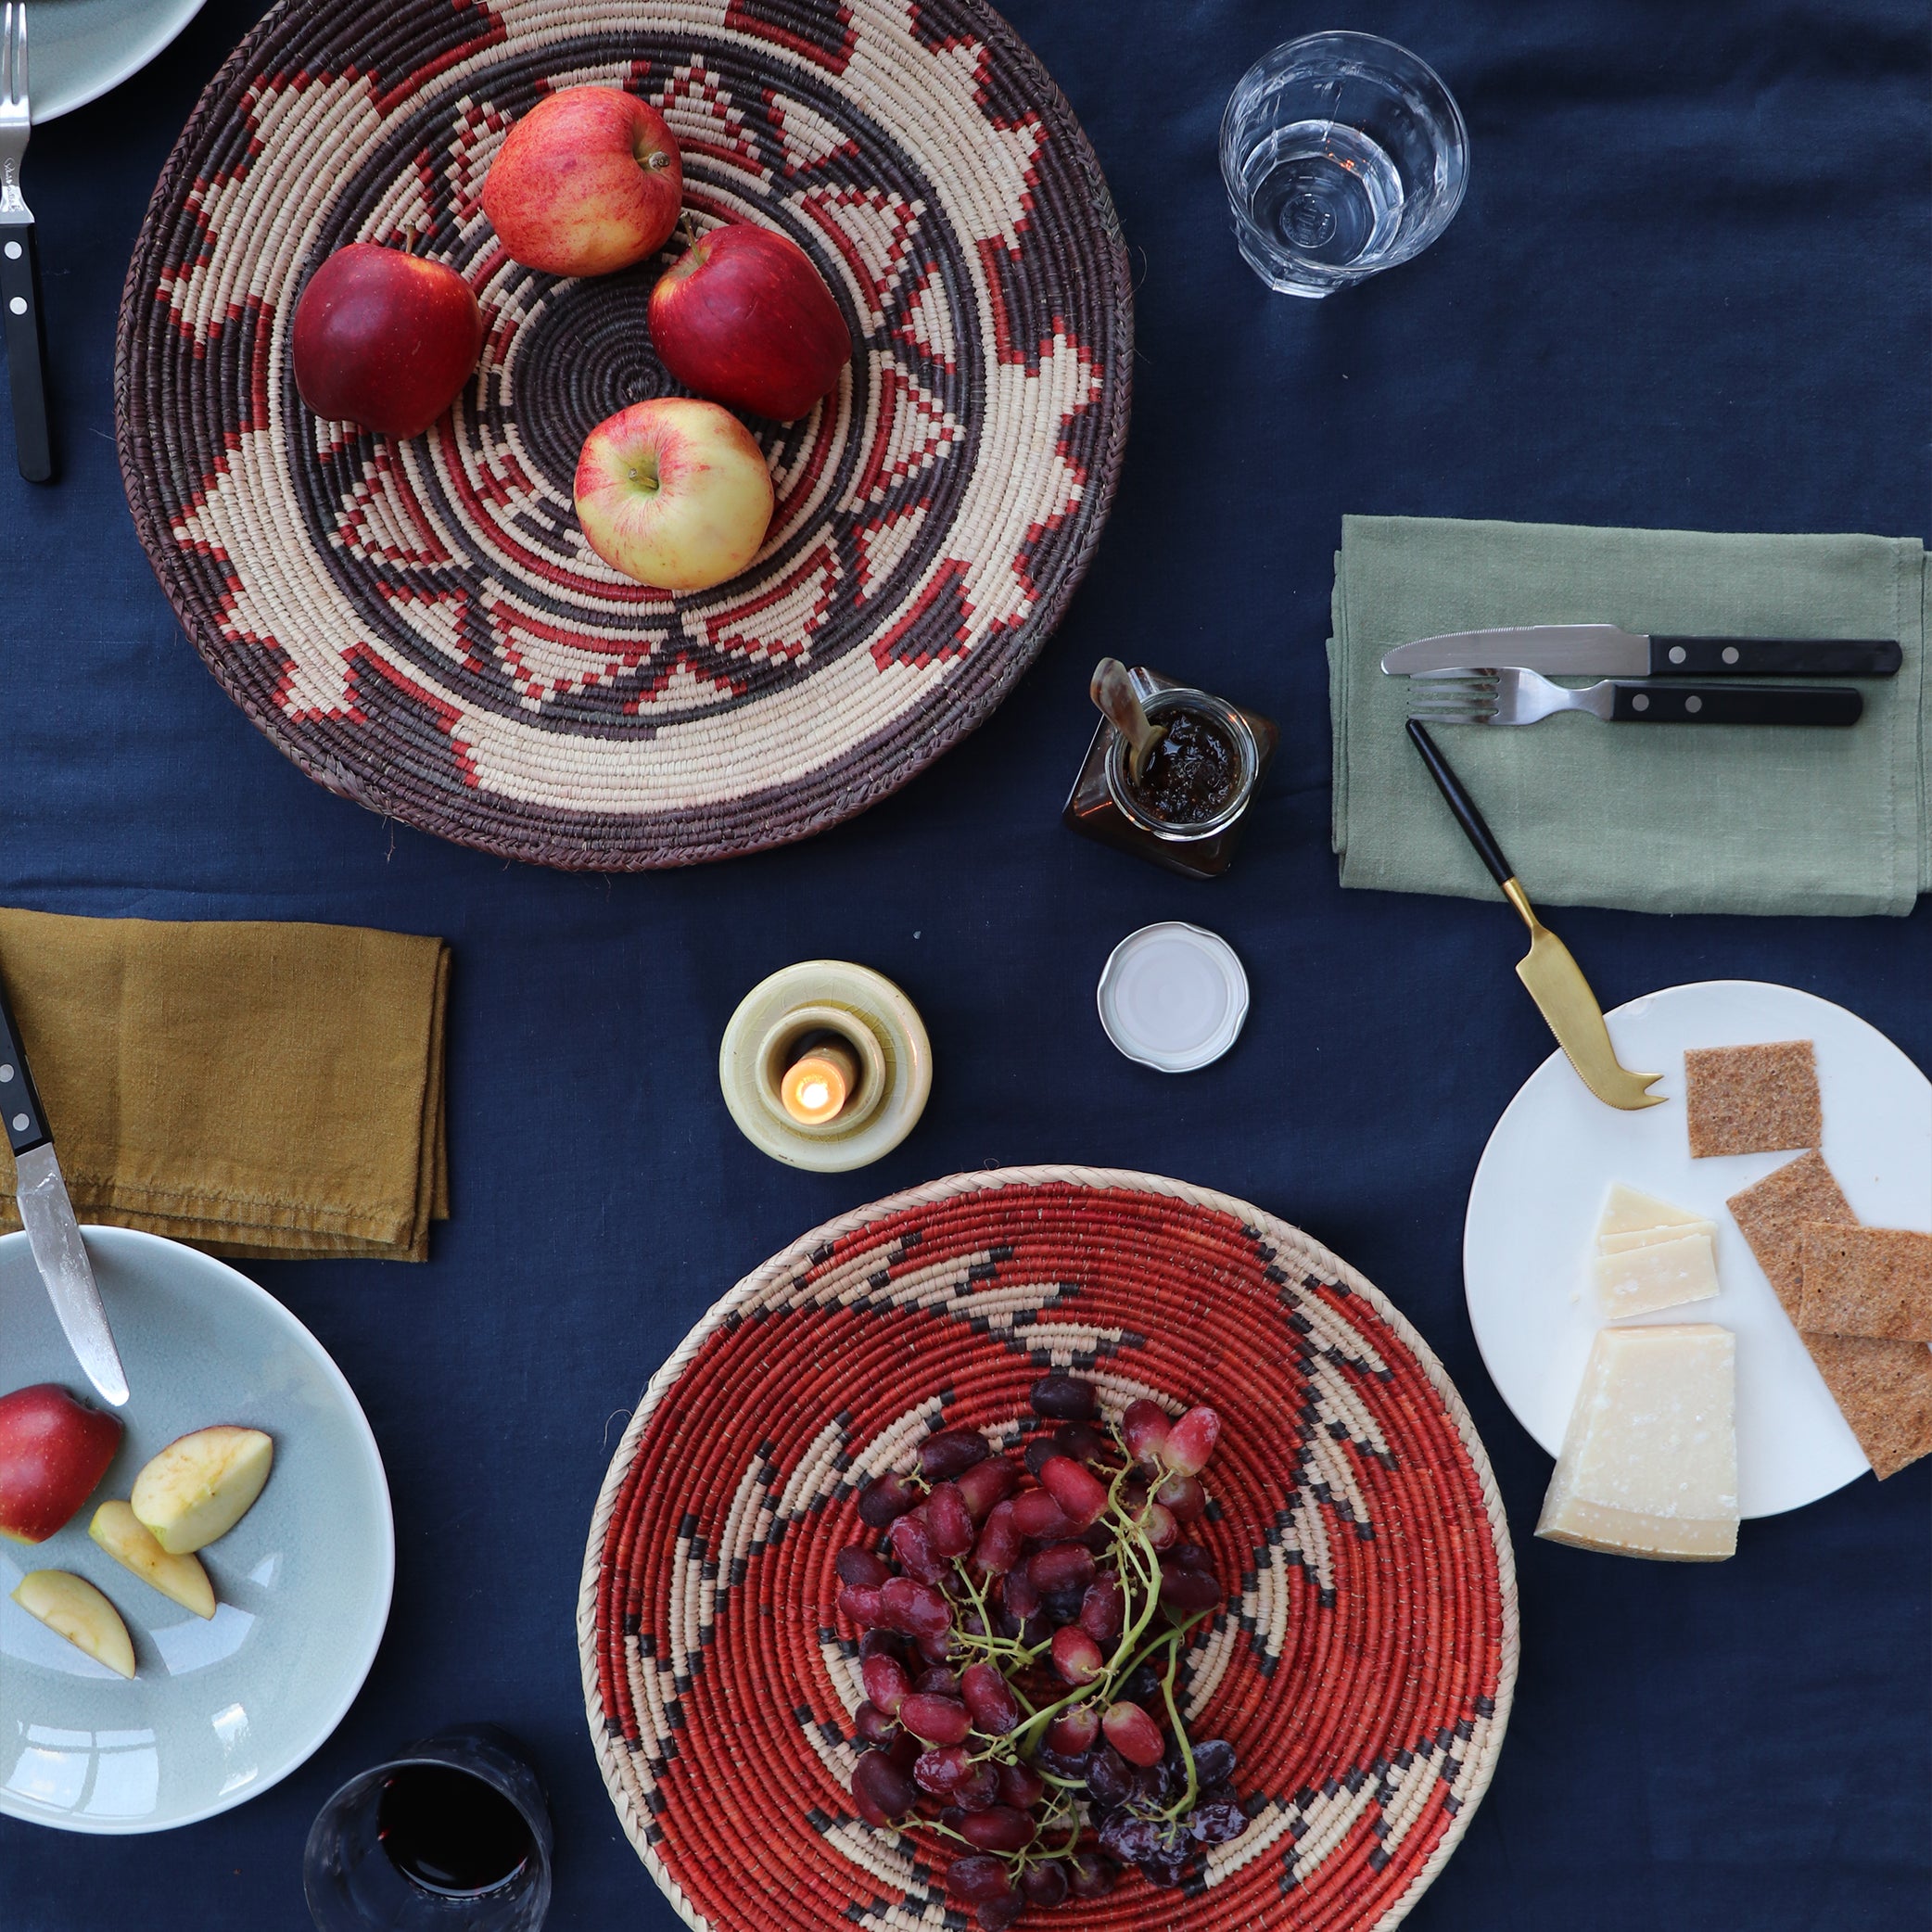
[25,0,208,122]
[0,1227,392,1832]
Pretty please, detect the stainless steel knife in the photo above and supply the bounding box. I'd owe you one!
[1380,625,1901,680]
[0,969,128,1405]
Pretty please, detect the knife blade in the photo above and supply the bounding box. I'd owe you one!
[0,970,129,1406]
[1380,625,1900,680]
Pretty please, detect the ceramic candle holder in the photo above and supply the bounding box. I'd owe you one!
[719,963,931,1172]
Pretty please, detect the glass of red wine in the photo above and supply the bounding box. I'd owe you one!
[303,1724,553,1930]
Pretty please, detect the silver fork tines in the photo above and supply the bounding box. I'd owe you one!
[1406,668,1502,724]
[1406,666,1618,728]
[0,3,30,217]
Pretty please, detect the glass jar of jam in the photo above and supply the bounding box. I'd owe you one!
[1063,667,1277,878]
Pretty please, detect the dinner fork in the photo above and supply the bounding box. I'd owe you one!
[1406,664,1862,729]
[0,0,50,482]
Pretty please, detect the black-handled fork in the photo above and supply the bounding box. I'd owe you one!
[0,2,51,484]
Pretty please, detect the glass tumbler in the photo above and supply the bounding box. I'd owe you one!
[1220,32,1468,298]
[303,1724,553,1931]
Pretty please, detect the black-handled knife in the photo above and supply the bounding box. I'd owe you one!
[1381,625,1900,680]
[0,216,50,481]
[0,966,128,1405]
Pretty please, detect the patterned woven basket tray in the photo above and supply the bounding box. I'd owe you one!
[580,1167,1518,1929]
[116,0,1130,869]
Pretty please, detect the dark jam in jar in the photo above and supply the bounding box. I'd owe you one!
[1128,710,1241,825]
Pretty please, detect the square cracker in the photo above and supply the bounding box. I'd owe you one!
[1798,1225,1932,1341]
[1685,1040,1821,1158]
[1727,1151,1932,1480]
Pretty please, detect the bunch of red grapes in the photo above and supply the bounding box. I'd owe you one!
[836,1373,1245,1926]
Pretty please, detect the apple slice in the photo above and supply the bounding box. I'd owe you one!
[12,1570,136,1678]
[131,1427,273,1556]
[89,1500,217,1619]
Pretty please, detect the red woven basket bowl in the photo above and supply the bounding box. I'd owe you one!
[580,1168,1518,1929]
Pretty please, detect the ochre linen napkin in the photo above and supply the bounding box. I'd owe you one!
[0,908,449,1261]
[1328,516,1926,916]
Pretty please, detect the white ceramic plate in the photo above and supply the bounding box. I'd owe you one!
[1466,980,1932,1518]
[0,1227,392,1832]
[23,0,207,122]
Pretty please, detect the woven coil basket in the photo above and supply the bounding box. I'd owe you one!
[580,1167,1518,1930]
[116,0,1131,869]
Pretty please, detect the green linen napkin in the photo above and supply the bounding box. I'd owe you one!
[1328,516,1926,917]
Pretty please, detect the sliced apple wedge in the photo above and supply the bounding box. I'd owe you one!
[89,1500,217,1619]
[131,1426,273,1556]
[12,1570,136,1678]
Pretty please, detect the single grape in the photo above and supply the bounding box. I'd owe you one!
[1041,1583,1085,1626]
[886,1728,922,1772]
[1079,1573,1126,1644]
[1133,1758,1174,1803]
[954,1761,1001,1811]
[858,1628,905,1661]
[1098,1811,1160,1863]
[1160,1569,1223,1617]
[1120,1662,1161,1703]
[1045,1705,1100,1755]
[1169,1540,1213,1571]
[858,1472,920,1528]
[1000,1567,1040,1621]
[972,1501,1023,1576]
[1033,1745,1094,1783]
[1086,1743,1134,1809]
[853,1700,898,1747]
[960,1660,1021,1735]
[880,1576,952,1640]
[1139,1852,1188,1888]
[1037,1454,1107,1529]
[915,1664,961,1697]
[1029,1373,1098,1421]
[915,1628,955,1666]
[837,1583,883,1627]
[978,1893,1023,1931]
[1144,1502,1179,1550]
[1121,1398,1172,1466]
[1009,1489,1074,1540]
[901,1693,972,1747]
[954,1455,1021,1520]
[851,1749,917,1825]
[996,1760,1045,1809]
[1163,1405,1221,1478]
[1067,1849,1122,1899]
[1101,1700,1165,1767]
[1027,1542,1096,1595]
[960,1805,1036,1853]
[1053,1421,1112,1467]
[889,1510,949,1584]
[1189,1795,1247,1845]
[923,1483,976,1558]
[921,1428,991,1481]
[945,1854,1014,1905]
[836,1545,891,1589]
[861,1654,910,1716]
[1191,1738,1237,1785]
[1154,1472,1207,1521]
[914,1744,975,1795]
[1020,1861,1070,1908]
[1051,1626,1105,1686]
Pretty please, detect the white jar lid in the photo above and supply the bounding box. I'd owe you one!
[1096,922,1249,1073]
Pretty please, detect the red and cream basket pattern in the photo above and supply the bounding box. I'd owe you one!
[116,0,1131,868]
[580,1168,1518,1930]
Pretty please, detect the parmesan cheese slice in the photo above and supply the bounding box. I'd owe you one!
[1536,1325,1738,1561]
[1594,1229,1721,1319]
[1596,1182,1707,1240]
[1599,1220,1717,1255]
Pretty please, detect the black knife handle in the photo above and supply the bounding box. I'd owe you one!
[0,966,51,1155]
[1609,682,1863,726]
[1647,636,1900,678]
[1406,719,1516,889]
[0,218,52,484]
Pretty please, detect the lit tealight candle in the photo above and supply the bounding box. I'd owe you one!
[781,1038,860,1125]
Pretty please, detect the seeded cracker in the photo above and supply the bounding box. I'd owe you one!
[1798,1225,1932,1341]
[1726,1152,1932,1479]
[1685,1040,1821,1158]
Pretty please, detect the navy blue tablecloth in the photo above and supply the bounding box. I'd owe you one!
[3,3,1928,1926]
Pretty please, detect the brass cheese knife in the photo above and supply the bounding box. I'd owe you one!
[1406,720,1663,1111]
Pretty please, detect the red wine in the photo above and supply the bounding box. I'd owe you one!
[376,1762,533,1898]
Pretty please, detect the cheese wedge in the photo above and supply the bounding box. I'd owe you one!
[1599,1220,1717,1255]
[1595,1229,1721,1319]
[1596,1183,1707,1240]
[1536,1325,1738,1561]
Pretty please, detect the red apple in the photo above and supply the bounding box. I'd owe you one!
[483,87,681,277]
[648,222,851,422]
[574,398,773,593]
[293,244,483,438]
[0,1384,121,1544]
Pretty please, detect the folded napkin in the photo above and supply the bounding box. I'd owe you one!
[0,908,448,1261]
[1329,516,1926,916]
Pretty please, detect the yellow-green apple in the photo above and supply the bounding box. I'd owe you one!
[0,1383,121,1544]
[293,244,483,438]
[483,87,682,276]
[89,1501,217,1620]
[131,1426,273,1556]
[648,222,851,421]
[11,1570,136,1678]
[574,398,773,592]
